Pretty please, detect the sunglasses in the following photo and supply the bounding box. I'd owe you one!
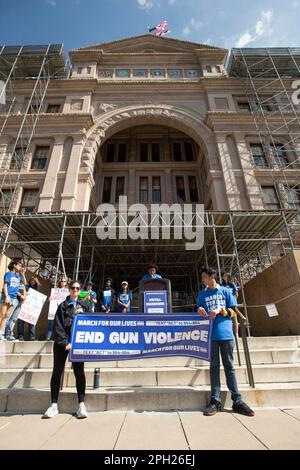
[70,287,80,291]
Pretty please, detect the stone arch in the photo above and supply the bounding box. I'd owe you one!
[81,104,218,171]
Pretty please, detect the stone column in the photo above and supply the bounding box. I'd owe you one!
[234,132,265,210]
[38,136,65,212]
[164,169,173,204]
[215,133,241,210]
[128,169,135,205]
[60,136,84,211]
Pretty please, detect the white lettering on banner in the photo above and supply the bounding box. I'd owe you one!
[143,330,207,344]
[75,331,105,343]
[18,288,47,326]
[109,332,139,344]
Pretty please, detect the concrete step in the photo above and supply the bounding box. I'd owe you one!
[1,336,299,355]
[0,364,299,389]
[2,382,300,413]
[1,348,300,369]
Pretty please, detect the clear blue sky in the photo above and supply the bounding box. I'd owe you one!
[0,0,299,53]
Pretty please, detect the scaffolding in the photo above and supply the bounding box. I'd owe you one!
[227,48,300,251]
[0,44,70,216]
[0,208,297,310]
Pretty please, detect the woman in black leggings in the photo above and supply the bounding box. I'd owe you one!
[43,280,89,419]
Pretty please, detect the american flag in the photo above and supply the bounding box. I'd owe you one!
[148,20,170,36]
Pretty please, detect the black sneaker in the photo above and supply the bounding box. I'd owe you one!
[203,400,222,416]
[232,402,255,417]
[18,336,24,341]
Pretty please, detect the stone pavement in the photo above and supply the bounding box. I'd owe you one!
[0,408,300,450]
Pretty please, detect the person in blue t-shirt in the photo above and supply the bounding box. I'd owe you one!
[99,278,116,313]
[221,272,238,299]
[197,267,254,418]
[141,264,162,281]
[117,281,132,313]
[0,259,26,341]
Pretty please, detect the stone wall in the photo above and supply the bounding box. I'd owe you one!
[244,250,300,336]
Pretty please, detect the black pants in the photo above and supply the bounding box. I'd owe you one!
[50,342,85,403]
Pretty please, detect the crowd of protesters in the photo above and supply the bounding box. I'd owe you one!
[0,260,255,419]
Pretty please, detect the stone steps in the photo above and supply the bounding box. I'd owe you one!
[0,337,299,412]
[1,383,300,413]
[1,348,299,369]
[0,363,299,388]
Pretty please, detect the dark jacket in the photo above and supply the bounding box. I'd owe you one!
[53,296,89,348]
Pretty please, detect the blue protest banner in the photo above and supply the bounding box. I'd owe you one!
[144,291,168,314]
[69,314,212,362]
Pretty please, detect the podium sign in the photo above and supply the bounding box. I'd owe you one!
[144,291,168,314]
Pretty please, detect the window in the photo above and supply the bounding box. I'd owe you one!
[206,65,212,73]
[173,142,195,162]
[173,143,182,161]
[271,144,289,168]
[250,144,268,168]
[287,187,300,210]
[20,189,39,214]
[70,99,83,111]
[139,143,160,162]
[29,103,41,113]
[102,177,112,203]
[176,176,185,203]
[86,66,91,74]
[31,146,49,170]
[215,65,221,73]
[10,147,25,171]
[77,67,83,74]
[185,142,194,161]
[262,187,280,210]
[140,144,148,162]
[238,102,251,113]
[215,97,229,110]
[140,177,148,203]
[152,177,161,203]
[46,104,61,113]
[152,144,160,162]
[188,176,199,202]
[118,144,127,162]
[106,144,115,162]
[115,177,125,202]
[0,190,12,214]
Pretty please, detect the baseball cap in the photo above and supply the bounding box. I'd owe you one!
[121,281,128,286]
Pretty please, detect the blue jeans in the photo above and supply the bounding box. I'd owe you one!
[5,299,21,338]
[46,320,54,340]
[18,319,35,340]
[210,340,242,404]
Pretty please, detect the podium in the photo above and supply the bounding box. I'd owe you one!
[139,278,172,313]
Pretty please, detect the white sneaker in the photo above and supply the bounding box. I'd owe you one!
[43,403,59,418]
[76,402,88,419]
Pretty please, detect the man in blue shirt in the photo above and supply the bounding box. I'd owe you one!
[197,267,254,417]
[141,264,162,281]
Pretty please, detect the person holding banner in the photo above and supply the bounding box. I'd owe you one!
[18,276,40,341]
[0,259,26,341]
[99,277,116,313]
[142,264,162,281]
[116,281,132,313]
[46,277,68,340]
[197,267,255,418]
[43,280,89,419]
